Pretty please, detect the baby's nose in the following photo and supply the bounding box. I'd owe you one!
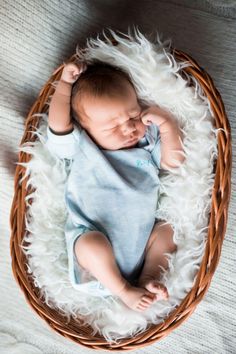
[121,121,136,136]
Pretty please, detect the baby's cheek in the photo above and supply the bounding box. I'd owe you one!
[116,131,126,141]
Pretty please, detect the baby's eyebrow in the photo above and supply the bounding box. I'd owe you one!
[111,107,141,121]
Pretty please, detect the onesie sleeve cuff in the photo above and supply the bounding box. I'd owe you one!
[45,124,81,160]
[49,126,74,135]
[149,124,161,169]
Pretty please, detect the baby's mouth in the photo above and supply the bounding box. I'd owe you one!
[124,137,139,147]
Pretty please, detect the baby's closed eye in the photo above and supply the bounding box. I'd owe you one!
[105,115,140,131]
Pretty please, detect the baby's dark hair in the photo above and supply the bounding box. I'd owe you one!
[71,60,135,122]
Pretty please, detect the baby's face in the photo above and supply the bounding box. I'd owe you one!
[75,84,147,150]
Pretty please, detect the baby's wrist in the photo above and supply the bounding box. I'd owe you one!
[158,115,179,135]
[151,108,177,131]
[55,80,72,97]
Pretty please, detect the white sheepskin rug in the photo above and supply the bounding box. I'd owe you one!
[17,27,219,344]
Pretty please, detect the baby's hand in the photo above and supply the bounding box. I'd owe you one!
[61,61,87,84]
[140,106,170,127]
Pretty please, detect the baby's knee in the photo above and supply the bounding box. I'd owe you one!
[153,222,177,253]
[75,230,106,253]
[162,224,177,252]
[74,231,111,267]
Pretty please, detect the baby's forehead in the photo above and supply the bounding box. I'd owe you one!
[77,95,141,124]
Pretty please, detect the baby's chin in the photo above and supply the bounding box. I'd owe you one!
[121,140,139,149]
[99,141,138,151]
[98,132,145,150]
[111,140,139,150]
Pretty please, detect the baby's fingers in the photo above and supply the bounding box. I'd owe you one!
[73,63,86,80]
[63,62,79,71]
[81,62,87,72]
[75,60,87,73]
[141,114,152,126]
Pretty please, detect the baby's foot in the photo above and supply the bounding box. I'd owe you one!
[137,275,169,301]
[116,281,156,312]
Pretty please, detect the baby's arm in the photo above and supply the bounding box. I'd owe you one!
[48,62,87,134]
[141,106,185,169]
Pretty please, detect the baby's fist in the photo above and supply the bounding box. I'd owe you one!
[61,62,87,84]
[140,106,159,126]
[141,106,169,127]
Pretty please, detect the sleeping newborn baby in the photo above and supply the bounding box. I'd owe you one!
[46,60,185,312]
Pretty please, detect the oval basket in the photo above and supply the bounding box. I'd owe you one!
[10,37,232,350]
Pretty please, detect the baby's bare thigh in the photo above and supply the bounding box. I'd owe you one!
[74,230,112,267]
[145,221,176,254]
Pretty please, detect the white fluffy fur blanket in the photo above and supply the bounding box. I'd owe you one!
[17,28,219,343]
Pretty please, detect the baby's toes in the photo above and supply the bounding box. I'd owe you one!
[137,295,155,311]
[137,304,148,311]
[137,300,150,311]
[141,294,154,305]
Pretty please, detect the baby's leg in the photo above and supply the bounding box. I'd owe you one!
[74,231,156,311]
[137,221,177,300]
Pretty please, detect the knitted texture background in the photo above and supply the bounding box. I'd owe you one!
[1,1,235,353]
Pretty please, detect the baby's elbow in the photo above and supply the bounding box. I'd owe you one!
[175,153,186,167]
[178,156,186,168]
[160,153,186,169]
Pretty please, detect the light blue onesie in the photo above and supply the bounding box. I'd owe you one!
[45,122,161,297]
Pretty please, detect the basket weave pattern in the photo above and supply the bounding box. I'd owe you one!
[10,43,232,350]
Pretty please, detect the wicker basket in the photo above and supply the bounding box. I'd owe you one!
[10,37,232,350]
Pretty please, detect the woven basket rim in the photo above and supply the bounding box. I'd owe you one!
[9,35,232,350]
